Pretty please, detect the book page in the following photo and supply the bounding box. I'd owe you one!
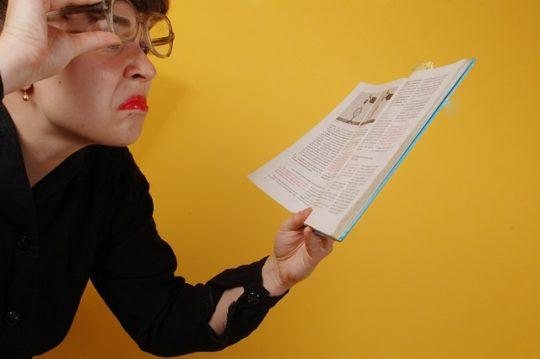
[249,58,471,238]
[248,78,407,213]
[305,59,470,236]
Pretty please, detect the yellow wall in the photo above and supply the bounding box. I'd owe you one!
[42,0,539,358]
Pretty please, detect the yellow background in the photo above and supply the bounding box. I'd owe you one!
[41,0,539,358]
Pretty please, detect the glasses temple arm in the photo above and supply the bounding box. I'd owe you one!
[151,32,175,46]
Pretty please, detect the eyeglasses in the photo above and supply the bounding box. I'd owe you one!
[46,0,175,58]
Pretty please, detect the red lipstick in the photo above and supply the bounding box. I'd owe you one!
[118,95,148,112]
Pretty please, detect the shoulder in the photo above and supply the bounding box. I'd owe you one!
[83,144,150,197]
[82,145,155,241]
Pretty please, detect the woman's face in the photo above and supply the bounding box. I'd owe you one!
[32,34,157,147]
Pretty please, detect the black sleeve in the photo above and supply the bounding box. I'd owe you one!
[1,71,4,99]
[90,147,289,357]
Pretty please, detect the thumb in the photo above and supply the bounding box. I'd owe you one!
[280,207,313,231]
[67,31,123,58]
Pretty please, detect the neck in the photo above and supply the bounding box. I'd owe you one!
[2,93,90,188]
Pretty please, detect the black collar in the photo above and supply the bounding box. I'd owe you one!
[0,102,87,232]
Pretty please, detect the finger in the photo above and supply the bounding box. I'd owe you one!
[304,226,324,258]
[65,30,122,57]
[320,236,334,253]
[4,0,47,27]
[304,226,333,259]
[303,226,315,257]
[280,207,313,231]
[310,229,334,252]
[49,0,103,11]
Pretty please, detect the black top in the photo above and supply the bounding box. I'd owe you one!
[0,74,289,358]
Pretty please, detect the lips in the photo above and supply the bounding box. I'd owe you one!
[118,95,148,112]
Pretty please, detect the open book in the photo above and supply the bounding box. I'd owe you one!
[248,58,476,241]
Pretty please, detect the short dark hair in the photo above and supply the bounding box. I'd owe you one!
[0,0,169,33]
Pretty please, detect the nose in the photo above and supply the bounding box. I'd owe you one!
[121,30,157,82]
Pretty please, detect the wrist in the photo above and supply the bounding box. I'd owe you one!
[0,38,32,96]
[262,254,291,296]
[0,51,19,96]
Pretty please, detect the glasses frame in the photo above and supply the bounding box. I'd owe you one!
[46,0,175,58]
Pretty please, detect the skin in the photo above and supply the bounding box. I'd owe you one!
[0,0,334,340]
[2,40,155,187]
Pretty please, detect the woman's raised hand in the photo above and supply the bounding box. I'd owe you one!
[0,0,121,95]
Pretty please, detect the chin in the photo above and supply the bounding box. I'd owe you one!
[97,126,143,147]
[118,131,143,147]
[89,112,146,147]
[118,116,145,146]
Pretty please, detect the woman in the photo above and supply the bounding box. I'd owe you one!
[0,0,334,357]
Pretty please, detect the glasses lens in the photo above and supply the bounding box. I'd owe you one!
[147,14,174,57]
[112,0,139,41]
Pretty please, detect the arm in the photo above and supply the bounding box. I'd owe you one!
[209,254,290,336]
[0,0,122,98]
[208,286,245,338]
[204,203,335,342]
[90,147,290,357]
[0,43,21,96]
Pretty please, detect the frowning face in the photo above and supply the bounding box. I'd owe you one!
[32,32,157,147]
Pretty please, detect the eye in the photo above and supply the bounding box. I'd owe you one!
[107,43,123,51]
[87,12,106,22]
